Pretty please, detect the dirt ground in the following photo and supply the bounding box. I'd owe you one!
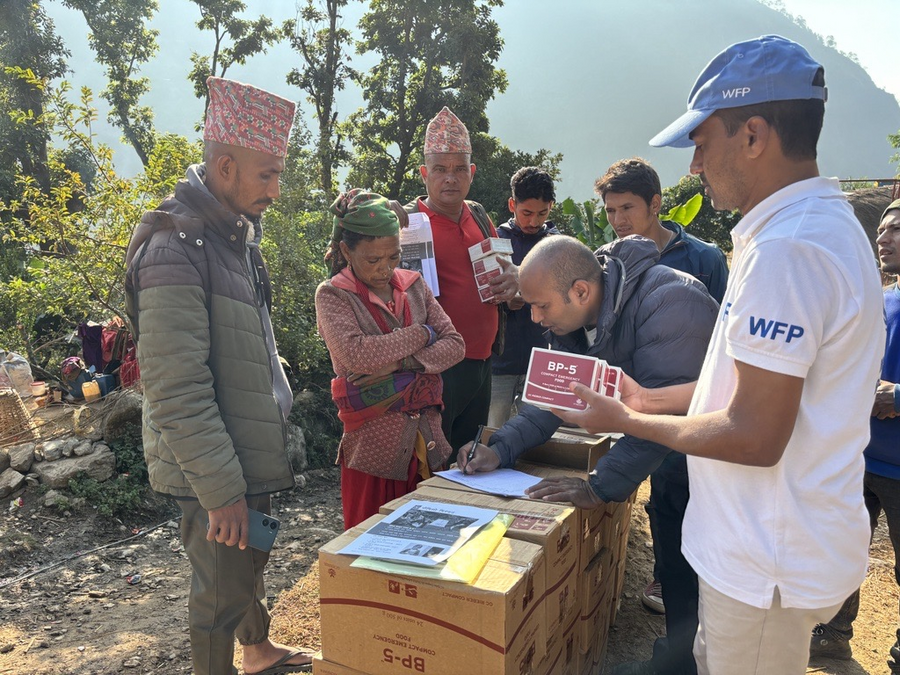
[0,471,896,675]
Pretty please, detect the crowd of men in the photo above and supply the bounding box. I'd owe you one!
[125,33,899,675]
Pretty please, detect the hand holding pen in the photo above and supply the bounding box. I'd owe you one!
[458,425,500,475]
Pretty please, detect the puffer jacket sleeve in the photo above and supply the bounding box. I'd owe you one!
[701,247,729,304]
[487,403,562,466]
[408,278,465,373]
[592,276,718,502]
[136,240,247,511]
[315,282,431,374]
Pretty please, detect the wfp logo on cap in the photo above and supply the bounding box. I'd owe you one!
[723,87,752,99]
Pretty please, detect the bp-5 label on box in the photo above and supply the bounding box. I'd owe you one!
[521,348,621,412]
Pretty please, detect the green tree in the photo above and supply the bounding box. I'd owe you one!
[661,174,739,253]
[0,78,200,365]
[188,0,281,118]
[0,0,69,198]
[261,120,331,374]
[284,0,356,199]
[62,0,159,166]
[465,134,562,221]
[344,0,507,199]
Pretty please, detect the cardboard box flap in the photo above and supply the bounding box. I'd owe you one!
[518,432,610,474]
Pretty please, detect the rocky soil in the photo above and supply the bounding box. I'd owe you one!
[0,470,895,675]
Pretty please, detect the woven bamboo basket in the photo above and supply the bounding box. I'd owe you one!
[0,388,39,445]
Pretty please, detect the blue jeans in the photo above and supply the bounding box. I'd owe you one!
[821,471,900,669]
[488,373,526,428]
[649,452,699,675]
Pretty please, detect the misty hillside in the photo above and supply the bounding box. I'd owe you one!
[45,0,900,200]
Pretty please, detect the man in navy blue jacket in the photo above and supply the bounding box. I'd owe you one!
[596,157,729,621]
[597,157,727,302]
[462,234,718,675]
[488,167,560,427]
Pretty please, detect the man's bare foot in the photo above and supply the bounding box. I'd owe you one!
[242,639,313,674]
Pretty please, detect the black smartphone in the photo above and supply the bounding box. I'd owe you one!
[247,508,281,552]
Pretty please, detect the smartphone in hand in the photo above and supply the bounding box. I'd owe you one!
[247,508,281,552]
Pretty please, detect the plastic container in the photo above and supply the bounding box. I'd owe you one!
[94,374,116,397]
[3,352,33,398]
[82,380,101,403]
[31,381,47,397]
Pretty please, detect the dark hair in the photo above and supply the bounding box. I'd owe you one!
[524,236,602,297]
[510,166,556,203]
[594,158,660,206]
[328,229,377,277]
[714,68,826,161]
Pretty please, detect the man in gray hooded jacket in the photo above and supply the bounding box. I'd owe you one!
[460,234,718,675]
[125,77,312,675]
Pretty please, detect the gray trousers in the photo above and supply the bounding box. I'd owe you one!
[180,494,272,675]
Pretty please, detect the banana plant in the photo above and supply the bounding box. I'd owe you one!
[562,197,614,249]
[563,192,703,249]
[662,192,703,227]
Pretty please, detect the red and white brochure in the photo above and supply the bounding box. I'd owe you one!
[521,348,602,412]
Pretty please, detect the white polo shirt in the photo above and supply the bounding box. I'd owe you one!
[682,177,885,610]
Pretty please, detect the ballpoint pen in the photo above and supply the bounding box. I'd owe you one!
[465,424,485,471]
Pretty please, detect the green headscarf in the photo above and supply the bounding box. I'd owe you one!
[330,188,399,246]
[883,198,900,222]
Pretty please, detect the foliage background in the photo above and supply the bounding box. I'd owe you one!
[0,0,896,469]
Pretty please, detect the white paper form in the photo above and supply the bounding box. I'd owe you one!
[337,499,497,566]
[434,468,543,498]
[399,212,440,296]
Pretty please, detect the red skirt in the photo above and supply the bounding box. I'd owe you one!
[341,454,422,530]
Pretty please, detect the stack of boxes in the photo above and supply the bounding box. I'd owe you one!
[468,237,513,302]
[316,430,635,675]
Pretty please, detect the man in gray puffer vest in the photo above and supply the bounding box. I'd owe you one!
[125,77,312,675]
[460,234,718,675]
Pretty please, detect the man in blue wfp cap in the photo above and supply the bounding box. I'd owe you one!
[543,35,885,674]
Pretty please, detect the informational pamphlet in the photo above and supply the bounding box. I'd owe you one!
[400,212,440,297]
[351,513,514,583]
[337,500,498,566]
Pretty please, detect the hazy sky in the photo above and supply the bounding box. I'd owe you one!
[777,0,899,104]
[41,0,900,192]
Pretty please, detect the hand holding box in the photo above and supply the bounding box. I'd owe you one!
[521,348,621,412]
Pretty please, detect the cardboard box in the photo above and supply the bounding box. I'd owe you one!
[561,613,580,675]
[577,548,613,651]
[312,653,370,675]
[434,427,613,571]
[380,486,577,638]
[541,608,579,675]
[577,596,610,675]
[469,237,513,262]
[534,623,563,675]
[514,433,612,572]
[320,515,546,675]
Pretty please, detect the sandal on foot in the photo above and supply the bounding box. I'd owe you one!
[244,648,314,675]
